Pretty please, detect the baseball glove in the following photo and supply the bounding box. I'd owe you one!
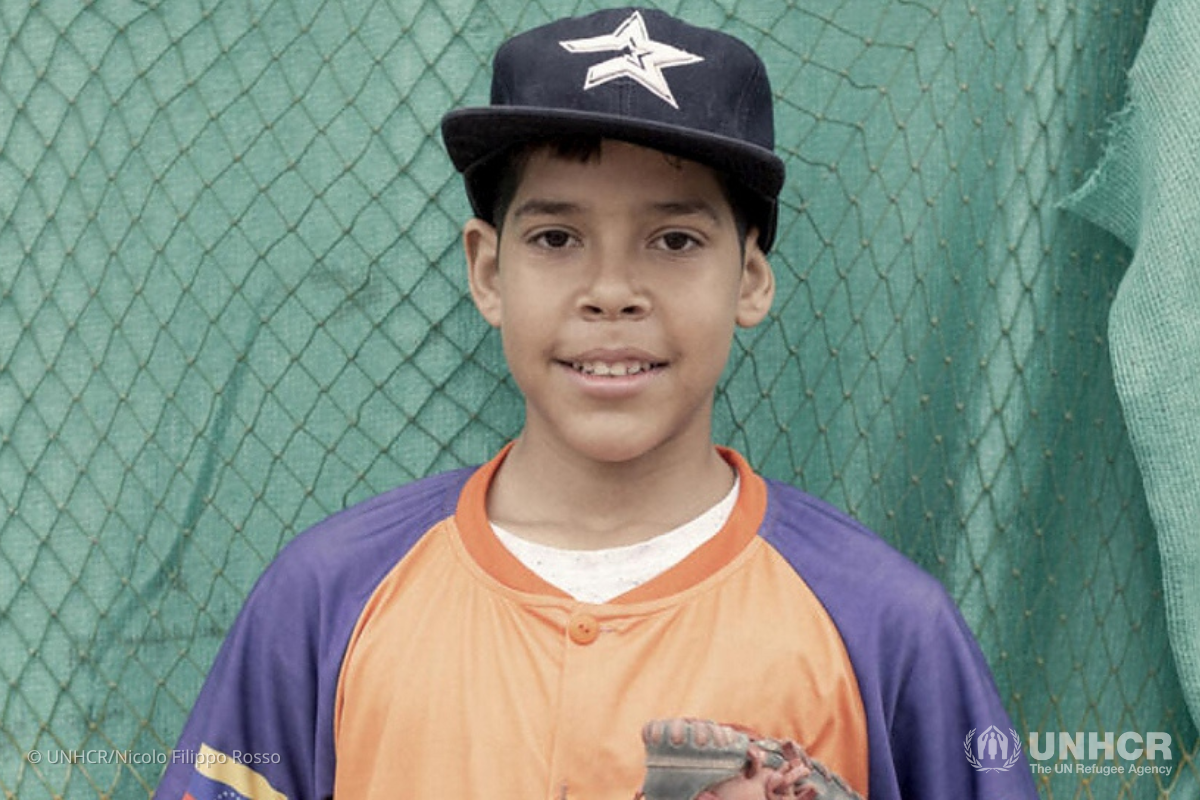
[635,718,864,800]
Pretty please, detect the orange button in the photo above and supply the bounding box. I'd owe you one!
[568,613,599,645]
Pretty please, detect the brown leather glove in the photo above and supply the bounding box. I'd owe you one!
[636,718,864,800]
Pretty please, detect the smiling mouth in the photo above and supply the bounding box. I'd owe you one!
[567,359,665,377]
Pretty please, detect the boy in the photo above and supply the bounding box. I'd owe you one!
[156,8,1038,800]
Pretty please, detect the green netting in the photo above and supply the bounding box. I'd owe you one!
[2,1,1198,798]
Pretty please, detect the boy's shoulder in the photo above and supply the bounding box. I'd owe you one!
[760,477,959,623]
[249,466,474,602]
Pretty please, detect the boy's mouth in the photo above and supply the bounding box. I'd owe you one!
[568,359,663,377]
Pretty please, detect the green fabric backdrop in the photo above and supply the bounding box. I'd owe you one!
[2,0,1198,798]
[1062,0,1200,754]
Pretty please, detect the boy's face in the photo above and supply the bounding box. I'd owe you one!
[464,140,774,466]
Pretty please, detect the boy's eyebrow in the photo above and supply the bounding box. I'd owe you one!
[510,199,582,219]
[645,199,723,224]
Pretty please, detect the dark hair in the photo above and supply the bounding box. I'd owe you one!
[482,136,755,249]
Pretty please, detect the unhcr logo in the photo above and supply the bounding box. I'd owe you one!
[964,726,1023,772]
[1028,731,1172,762]
[1026,731,1174,777]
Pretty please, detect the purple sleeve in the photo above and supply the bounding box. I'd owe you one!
[878,588,1037,799]
[153,468,471,800]
[761,479,1039,800]
[153,548,334,800]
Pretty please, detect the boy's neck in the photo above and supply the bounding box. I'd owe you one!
[485,433,737,551]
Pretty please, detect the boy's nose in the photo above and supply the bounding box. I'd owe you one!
[578,256,651,320]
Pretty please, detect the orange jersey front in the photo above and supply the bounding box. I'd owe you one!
[333,448,867,799]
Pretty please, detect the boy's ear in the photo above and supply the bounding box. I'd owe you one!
[736,230,775,328]
[464,218,502,327]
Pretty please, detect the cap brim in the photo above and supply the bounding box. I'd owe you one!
[441,106,783,251]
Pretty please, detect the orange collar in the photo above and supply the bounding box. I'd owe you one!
[454,445,768,603]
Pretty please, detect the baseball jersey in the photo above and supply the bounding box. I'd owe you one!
[155,446,1038,800]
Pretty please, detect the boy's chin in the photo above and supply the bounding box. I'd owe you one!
[570,439,661,466]
[548,419,697,467]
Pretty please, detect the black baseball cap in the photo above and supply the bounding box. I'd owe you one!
[441,8,785,252]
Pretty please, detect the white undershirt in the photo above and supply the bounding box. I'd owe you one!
[491,477,740,604]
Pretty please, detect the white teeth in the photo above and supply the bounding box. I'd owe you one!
[571,360,656,376]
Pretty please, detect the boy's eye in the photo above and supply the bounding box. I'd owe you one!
[531,229,578,249]
[654,231,702,252]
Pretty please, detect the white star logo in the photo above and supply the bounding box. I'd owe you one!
[559,11,704,109]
